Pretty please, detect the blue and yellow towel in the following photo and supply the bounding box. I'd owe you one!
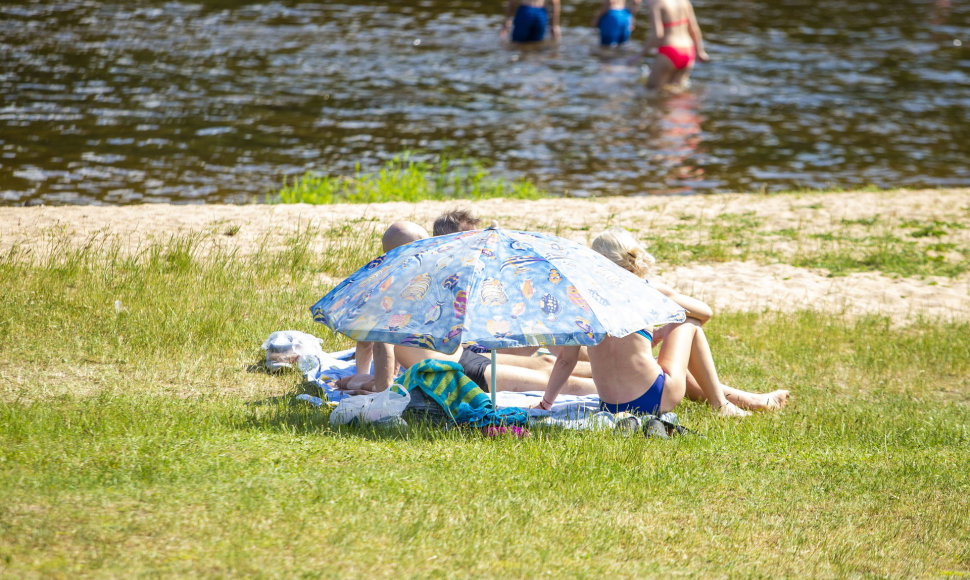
[392,359,492,421]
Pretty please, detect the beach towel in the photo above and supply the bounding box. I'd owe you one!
[453,403,530,428]
[391,359,492,421]
[307,350,603,424]
[304,348,680,433]
[494,391,602,425]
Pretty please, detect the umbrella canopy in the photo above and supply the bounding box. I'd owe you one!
[311,227,685,355]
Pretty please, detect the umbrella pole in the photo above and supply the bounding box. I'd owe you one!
[490,349,497,409]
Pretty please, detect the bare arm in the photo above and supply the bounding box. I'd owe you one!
[686,1,709,61]
[537,346,581,409]
[500,0,520,38]
[592,0,611,27]
[650,279,713,324]
[548,0,561,40]
[371,341,396,391]
[629,0,642,30]
[628,2,664,64]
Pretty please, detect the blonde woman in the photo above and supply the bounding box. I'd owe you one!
[589,228,789,412]
[539,229,771,416]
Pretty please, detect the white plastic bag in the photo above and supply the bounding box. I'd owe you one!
[329,388,411,426]
[261,330,325,372]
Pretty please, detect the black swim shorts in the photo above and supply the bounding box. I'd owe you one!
[458,348,491,392]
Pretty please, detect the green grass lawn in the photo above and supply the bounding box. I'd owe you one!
[2,213,969,578]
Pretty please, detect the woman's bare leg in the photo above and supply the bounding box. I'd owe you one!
[657,322,783,411]
[668,63,693,90]
[684,373,790,411]
[396,345,597,396]
[654,322,693,413]
[658,321,748,417]
[494,352,555,372]
[646,54,676,90]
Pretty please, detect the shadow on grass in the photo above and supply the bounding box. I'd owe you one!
[240,380,533,443]
[242,398,469,441]
[241,379,437,441]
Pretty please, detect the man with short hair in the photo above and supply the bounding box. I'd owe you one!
[336,221,429,394]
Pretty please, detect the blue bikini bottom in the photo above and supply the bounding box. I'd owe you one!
[599,371,666,415]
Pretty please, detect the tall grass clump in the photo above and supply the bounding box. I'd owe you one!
[269,152,543,204]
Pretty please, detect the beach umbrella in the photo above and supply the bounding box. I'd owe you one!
[310,227,685,407]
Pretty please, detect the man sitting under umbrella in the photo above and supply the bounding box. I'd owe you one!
[336,221,430,394]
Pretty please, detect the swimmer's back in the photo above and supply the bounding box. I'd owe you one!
[653,0,694,46]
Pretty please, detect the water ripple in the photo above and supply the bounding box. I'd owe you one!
[1,0,968,204]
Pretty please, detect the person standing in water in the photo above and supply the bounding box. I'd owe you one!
[628,0,709,89]
[592,0,641,47]
[500,0,561,43]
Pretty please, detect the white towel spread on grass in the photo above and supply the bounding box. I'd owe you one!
[298,344,603,425]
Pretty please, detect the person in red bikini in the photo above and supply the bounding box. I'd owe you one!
[627,0,709,90]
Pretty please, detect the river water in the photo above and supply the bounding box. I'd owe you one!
[1,0,968,205]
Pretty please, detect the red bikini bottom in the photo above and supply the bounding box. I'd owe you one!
[657,45,696,70]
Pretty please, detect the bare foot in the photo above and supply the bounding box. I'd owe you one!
[726,388,791,412]
[761,390,790,411]
[335,373,379,393]
[713,401,750,418]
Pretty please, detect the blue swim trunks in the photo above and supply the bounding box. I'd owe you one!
[599,371,666,415]
[512,5,548,43]
[598,9,632,46]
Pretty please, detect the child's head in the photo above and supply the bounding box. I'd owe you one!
[591,228,655,277]
[433,208,481,236]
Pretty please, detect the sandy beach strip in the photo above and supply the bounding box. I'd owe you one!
[3,189,969,325]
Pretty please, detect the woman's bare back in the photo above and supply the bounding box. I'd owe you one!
[651,0,694,46]
[586,333,664,404]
